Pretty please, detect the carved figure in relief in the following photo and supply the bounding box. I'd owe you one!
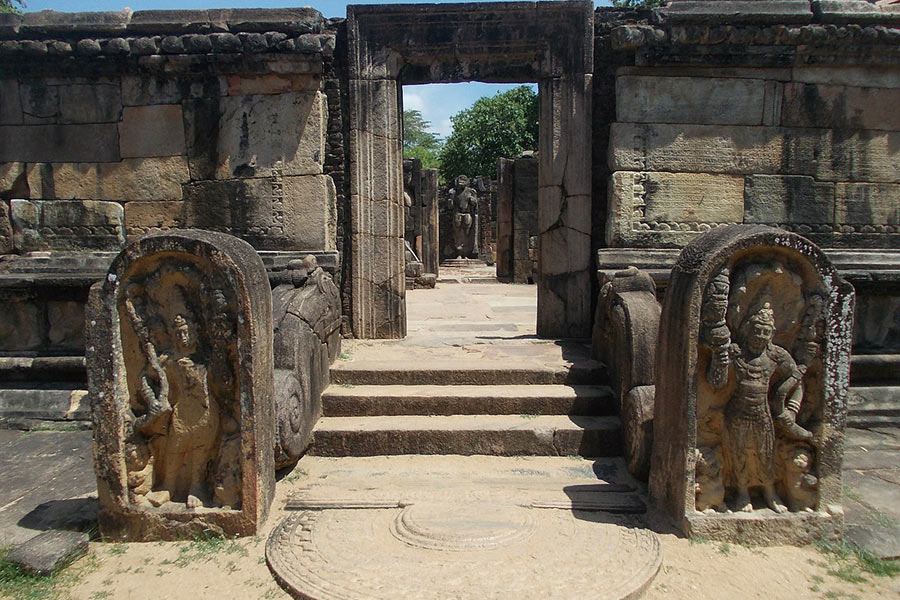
[447,175,478,257]
[695,446,726,513]
[781,445,818,512]
[706,300,812,513]
[124,281,226,510]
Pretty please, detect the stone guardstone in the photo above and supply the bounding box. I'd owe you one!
[87,230,274,541]
[649,225,854,545]
[267,500,661,600]
[272,255,341,469]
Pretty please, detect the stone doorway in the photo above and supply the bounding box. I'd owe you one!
[347,2,593,339]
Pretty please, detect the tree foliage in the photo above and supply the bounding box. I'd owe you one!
[402,109,442,171]
[0,1,25,15]
[438,85,537,181]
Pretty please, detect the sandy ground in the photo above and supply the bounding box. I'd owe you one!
[6,458,897,600]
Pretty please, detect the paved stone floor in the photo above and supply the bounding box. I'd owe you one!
[0,277,898,599]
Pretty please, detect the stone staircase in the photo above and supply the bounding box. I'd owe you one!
[309,344,622,459]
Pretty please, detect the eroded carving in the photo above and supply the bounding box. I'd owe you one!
[447,175,479,259]
[88,230,275,541]
[697,260,824,515]
[120,261,241,510]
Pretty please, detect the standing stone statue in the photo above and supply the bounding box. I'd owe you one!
[88,231,274,541]
[447,175,479,258]
[649,225,854,545]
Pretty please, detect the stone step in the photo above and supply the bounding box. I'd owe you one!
[848,385,900,428]
[310,414,622,457]
[322,384,615,417]
[330,360,606,386]
[0,384,90,429]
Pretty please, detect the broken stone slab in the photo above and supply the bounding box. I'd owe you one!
[10,199,125,253]
[5,530,89,576]
[87,230,274,541]
[649,225,855,544]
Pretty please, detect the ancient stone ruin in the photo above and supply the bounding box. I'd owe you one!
[0,0,896,584]
[650,225,854,544]
[87,231,274,540]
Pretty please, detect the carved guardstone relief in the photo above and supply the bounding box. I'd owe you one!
[649,225,854,545]
[88,231,274,541]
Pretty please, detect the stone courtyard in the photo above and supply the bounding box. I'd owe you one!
[0,277,898,599]
[0,1,899,598]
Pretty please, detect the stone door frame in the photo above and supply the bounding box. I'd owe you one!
[347,2,594,338]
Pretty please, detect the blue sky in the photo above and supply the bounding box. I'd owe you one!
[22,1,610,139]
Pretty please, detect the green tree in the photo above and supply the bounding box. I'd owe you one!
[402,109,442,171]
[438,85,537,181]
[0,1,25,15]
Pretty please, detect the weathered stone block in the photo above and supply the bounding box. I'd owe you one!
[0,79,22,125]
[610,122,900,184]
[119,105,186,158]
[87,230,275,541]
[281,174,337,251]
[617,75,767,126]
[10,199,125,251]
[0,198,11,253]
[47,300,85,349]
[792,67,900,90]
[5,530,88,576]
[0,124,119,163]
[782,82,900,131]
[744,175,835,224]
[225,74,320,96]
[607,171,744,247]
[58,83,122,124]
[18,80,58,124]
[649,225,853,544]
[835,183,900,226]
[124,201,185,237]
[23,157,188,202]
[122,75,225,106]
[0,299,42,350]
[216,91,324,179]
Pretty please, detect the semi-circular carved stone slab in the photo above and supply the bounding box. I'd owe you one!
[267,503,661,600]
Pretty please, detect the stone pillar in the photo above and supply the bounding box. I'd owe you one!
[421,168,440,277]
[649,225,854,544]
[538,75,593,338]
[347,77,406,339]
[513,153,539,284]
[87,230,275,541]
[496,158,515,282]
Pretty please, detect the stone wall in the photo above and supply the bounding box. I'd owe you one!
[0,8,337,254]
[603,4,900,250]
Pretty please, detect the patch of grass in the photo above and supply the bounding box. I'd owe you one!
[338,383,354,388]
[817,538,900,583]
[171,530,248,567]
[283,467,307,484]
[105,544,127,556]
[519,413,538,420]
[338,352,351,361]
[718,543,732,556]
[689,536,710,546]
[0,544,96,600]
[90,592,111,600]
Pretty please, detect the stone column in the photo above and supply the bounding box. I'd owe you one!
[420,168,440,277]
[496,158,515,282]
[347,77,406,339]
[537,74,593,338]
